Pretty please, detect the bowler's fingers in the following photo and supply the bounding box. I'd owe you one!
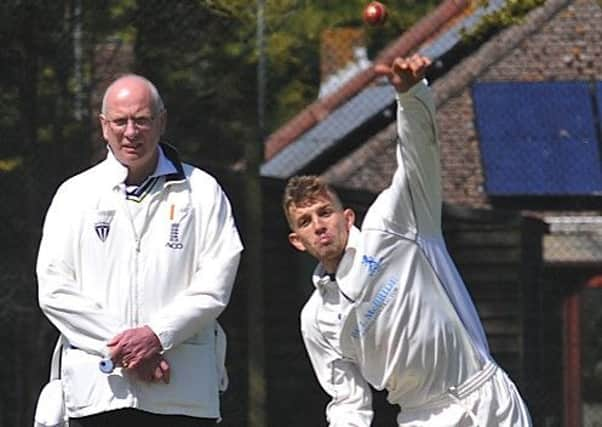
[374,62,406,90]
[392,54,431,79]
[391,57,410,75]
[374,54,431,92]
[373,62,393,77]
[411,54,431,77]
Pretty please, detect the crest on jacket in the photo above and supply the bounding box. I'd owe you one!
[94,210,115,242]
[95,222,110,242]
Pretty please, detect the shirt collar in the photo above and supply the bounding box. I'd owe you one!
[311,225,362,296]
[150,145,178,178]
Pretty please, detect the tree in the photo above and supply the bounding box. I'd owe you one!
[0,1,442,424]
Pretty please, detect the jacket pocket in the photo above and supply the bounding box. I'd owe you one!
[139,341,220,417]
[61,347,131,413]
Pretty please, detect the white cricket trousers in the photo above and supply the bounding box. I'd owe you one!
[396,362,533,426]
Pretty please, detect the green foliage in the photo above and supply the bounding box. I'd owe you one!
[462,0,546,44]
[0,2,439,424]
[0,0,439,172]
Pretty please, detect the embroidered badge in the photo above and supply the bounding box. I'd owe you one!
[166,204,184,249]
[95,222,110,242]
[361,255,382,277]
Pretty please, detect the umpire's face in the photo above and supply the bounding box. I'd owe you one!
[100,76,166,179]
[287,193,355,274]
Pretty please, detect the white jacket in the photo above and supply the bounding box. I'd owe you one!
[301,82,530,426]
[37,144,243,419]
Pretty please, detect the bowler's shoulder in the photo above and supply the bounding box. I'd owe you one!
[300,291,321,329]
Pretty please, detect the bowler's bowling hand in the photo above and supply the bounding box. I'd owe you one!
[374,54,431,93]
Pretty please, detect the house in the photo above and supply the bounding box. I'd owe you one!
[261,0,602,425]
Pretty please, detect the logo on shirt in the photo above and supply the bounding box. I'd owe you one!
[166,223,184,249]
[95,222,110,242]
[165,204,184,250]
[351,277,398,339]
[361,255,382,277]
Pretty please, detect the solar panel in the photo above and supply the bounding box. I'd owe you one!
[473,82,602,196]
[598,81,602,133]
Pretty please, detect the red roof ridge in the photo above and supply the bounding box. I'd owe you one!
[264,0,471,161]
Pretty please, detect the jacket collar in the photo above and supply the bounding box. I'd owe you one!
[160,143,186,183]
[102,142,186,189]
[151,145,178,178]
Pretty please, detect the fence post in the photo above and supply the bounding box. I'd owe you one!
[247,1,267,425]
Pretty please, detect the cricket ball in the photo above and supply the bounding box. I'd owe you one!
[363,1,387,26]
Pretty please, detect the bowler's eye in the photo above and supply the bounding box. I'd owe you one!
[297,216,310,228]
[319,207,333,217]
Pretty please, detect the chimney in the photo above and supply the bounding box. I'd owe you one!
[319,27,371,99]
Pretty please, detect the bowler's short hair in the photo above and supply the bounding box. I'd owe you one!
[282,175,343,229]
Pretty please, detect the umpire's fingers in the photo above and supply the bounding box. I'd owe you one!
[159,358,170,384]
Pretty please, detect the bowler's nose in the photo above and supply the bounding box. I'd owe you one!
[313,216,327,233]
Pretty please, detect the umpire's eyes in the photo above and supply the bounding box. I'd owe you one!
[108,116,154,130]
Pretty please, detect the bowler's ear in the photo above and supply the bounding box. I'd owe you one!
[288,232,307,252]
[344,209,355,230]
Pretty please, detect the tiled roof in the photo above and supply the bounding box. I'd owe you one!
[261,0,511,177]
[263,0,472,164]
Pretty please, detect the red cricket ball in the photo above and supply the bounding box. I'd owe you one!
[363,1,387,26]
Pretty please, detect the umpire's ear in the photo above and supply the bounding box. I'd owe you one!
[288,232,307,252]
[158,110,167,136]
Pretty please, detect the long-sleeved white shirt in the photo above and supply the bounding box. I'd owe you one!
[37,144,242,419]
[301,81,493,426]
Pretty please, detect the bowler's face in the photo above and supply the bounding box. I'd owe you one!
[288,194,355,273]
